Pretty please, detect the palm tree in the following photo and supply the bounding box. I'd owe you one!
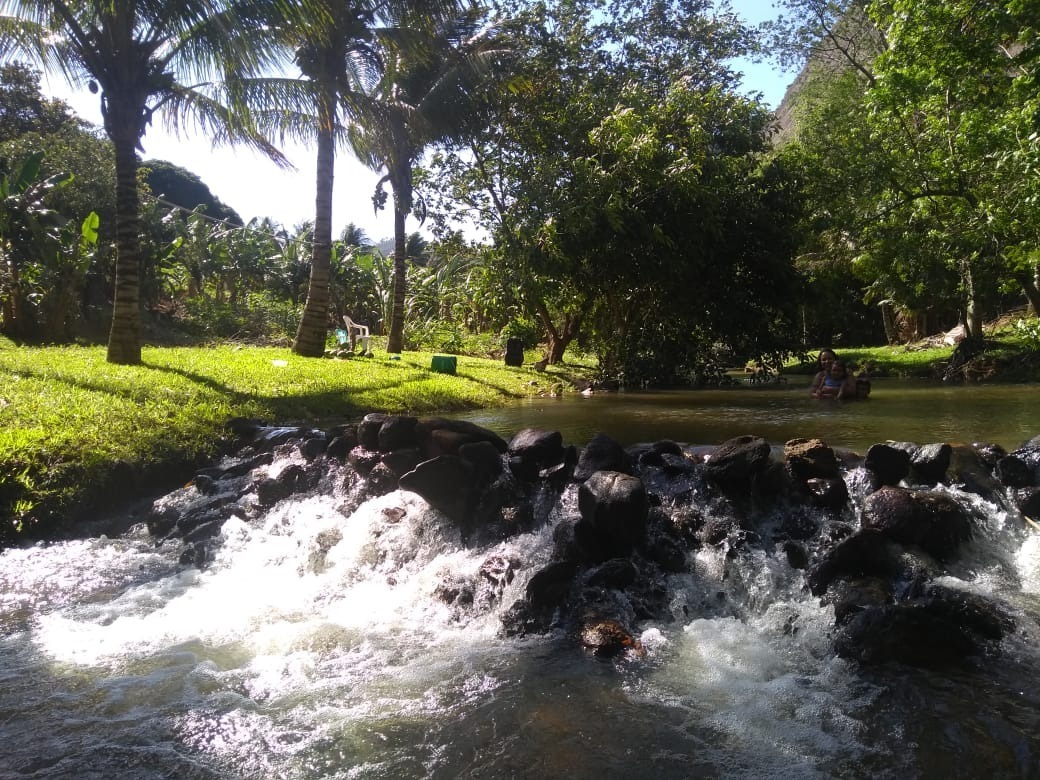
[245,0,470,358]
[0,0,288,363]
[351,9,508,353]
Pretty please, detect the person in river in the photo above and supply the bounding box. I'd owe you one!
[809,349,838,396]
[813,359,856,399]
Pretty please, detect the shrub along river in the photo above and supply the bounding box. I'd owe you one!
[1,381,1039,778]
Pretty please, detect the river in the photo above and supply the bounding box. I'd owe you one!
[0,382,1038,778]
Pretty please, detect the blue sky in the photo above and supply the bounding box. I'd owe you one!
[46,0,796,242]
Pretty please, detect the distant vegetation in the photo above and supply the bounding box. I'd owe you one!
[1,1,1038,381]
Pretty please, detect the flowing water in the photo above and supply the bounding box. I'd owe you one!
[1,384,1039,778]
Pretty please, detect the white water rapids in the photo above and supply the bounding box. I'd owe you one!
[2,448,1040,778]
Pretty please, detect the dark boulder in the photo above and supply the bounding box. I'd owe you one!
[459,440,505,487]
[508,428,567,482]
[1016,487,1040,519]
[807,528,893,596]
[910,443,952,485]
[398,455,477,524]
[703,435,772,490]
[995,455,1036,488]
[381,447,423,477]
[574,433,633,481]
[862,486,973,560]
[378,415,419,452]
[415,417,508,457]
[834,586,1012,667]
[578,471,649,555]
[864,444,911,486]
[357,413,387,451]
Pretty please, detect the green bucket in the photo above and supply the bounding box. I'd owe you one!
[430,355,457,375]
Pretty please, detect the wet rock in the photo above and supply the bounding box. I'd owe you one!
[995,455,1036,488]
[834,586,1011,667]
[805,477,849,510]
[307,528,343,573]
[435,576,474,608]
[255,464,310,507]
[910,443,952,485]
[477,554,520,605]
[459,440,505,487]
[195,452,274,482]
[380,447,423,477]
[325,426,359,461]
[398,455,477,523]
[862,486,972,560]
[574,433,633,481]
[145,505,179,537]
[784,438,841,481]
[703,435,772,490]
[783,541,809,570]
[378,415,419,452]
[414,417,508,457]
[1015,487,1040,519]
[508,429,567,482]
[179,541,209,567]
[647,535,688,573]
[807,528,893,596]
[921,583,1015,640]
[827,577,893,625]
[585,558,639,589]
[579,618,643,658]
[299,435,328,461]
[578,471,649,555]
[971,442,1007,470]
[864,444,911,486]
[364,463,399,497]
[357,413,387,451]
[347,446,382,477]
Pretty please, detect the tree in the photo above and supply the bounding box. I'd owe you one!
[0,150,71,335]
[0,61,82,142]
[423,0,788,374]
[348,7,509,353]
[774,0,1040,341]
[0,0,289,363]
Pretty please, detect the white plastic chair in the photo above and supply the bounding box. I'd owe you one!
[343,315,371,353]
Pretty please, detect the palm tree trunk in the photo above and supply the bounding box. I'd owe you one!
[386,205,407,353]
[293,93,336,358]
[106,137,142,364]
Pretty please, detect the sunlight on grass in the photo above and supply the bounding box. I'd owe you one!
[0,344,570,539]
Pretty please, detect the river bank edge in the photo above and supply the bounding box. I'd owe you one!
[2,336,1038,547]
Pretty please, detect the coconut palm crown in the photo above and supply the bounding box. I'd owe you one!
[0,0,291,363]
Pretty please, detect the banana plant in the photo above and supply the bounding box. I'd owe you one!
[0,150,73,337]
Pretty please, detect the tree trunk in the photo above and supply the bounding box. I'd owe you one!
[106,136,142,364]
[1015,271,1040,317]
[292,91,336,358]
[532,297,582,365]
[386,205,407,354]
[962,258,982,340]
[880,300,898,345]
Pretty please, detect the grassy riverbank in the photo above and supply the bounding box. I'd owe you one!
[0,342,576,543]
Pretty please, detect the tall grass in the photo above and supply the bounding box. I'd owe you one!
[0,344,570,540]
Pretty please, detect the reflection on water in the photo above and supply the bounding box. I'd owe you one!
[458,381,1039,451]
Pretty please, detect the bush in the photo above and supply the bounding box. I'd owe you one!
[180,292,299,344]
[501,317,542,349]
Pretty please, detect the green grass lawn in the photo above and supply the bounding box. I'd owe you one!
[0,343,577,541]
